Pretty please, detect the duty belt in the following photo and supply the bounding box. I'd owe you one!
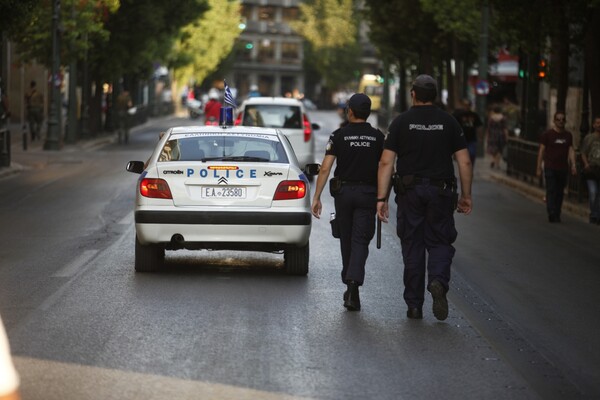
[341,180,377,187]
[413,177,455,189]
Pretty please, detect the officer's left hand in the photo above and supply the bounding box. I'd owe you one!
[311,199,322,218]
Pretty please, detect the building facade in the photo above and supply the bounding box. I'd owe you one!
[230,0,305,99]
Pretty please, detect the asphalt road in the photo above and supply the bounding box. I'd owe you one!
[0,111,598,399]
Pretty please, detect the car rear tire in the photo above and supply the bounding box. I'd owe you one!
[284,242,309,275]
[135,235,164,272]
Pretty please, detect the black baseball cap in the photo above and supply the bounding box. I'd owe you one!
[412,74,437,91]
[348,93,371,113]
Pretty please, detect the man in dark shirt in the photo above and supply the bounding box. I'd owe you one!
[536,111,577,222]
[377,74,472,321]
[453,98,482,168]
[311,93,385,311]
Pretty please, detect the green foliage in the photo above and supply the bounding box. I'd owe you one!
[0,0,39,38]
[97,0,208,80]
[171,0,242,85]
[419,0,480,44]
[9,0,119,66]
[364,0,442,70]
[290,0,356,49]
[289,0,359,89]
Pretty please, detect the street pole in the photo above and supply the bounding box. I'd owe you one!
[80,33,90,140]
[476,0,489,156]
[65,5,77,144]
[45,0,62,150]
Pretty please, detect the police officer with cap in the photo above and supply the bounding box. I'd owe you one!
[376,74,472,320]
[312,93,385,311]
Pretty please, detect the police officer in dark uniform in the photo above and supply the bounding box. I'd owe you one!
[312,93,385,311]
[376,75,473,320]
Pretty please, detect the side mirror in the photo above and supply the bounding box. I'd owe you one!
[126,161,145,174]
[311,123,320,130]
[304,163,321,176]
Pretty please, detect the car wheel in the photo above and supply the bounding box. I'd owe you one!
[135,235,164,272]
[284,242,309,275]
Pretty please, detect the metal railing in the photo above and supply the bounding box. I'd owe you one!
[505,137,588,202]
[0,126,10,167]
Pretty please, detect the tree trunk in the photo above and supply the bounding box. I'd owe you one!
[586,7,600,119]
[552,1,569,113]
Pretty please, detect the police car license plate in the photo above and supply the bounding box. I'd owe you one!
[201,186,246,199]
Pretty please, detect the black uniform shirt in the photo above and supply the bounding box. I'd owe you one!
[385,105,467,180]
[325,122,385,184]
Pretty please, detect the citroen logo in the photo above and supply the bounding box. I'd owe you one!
[218,177,228,185]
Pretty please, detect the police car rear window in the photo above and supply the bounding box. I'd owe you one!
[242,105,302,129]
[158,134,289,163]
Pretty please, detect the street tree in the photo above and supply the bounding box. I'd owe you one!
[364,0,445,111]
[289,0,360,95]
[170,0,242,89]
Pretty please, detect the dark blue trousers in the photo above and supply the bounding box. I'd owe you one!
[544,168,568,220]
[395,182,457,309]
[334,185,377,285]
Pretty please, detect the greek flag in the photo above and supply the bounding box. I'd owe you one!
[223,80,237,108]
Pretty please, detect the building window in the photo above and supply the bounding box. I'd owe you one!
[258,6,275,22]
[281,42,300,64]
[282,7,298,22]
[241,4,253,20]
[257,39,275,63]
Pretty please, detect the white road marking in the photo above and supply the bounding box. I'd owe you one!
[51,249,99,278]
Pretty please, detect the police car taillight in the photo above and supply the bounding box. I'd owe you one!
[303,115,312,142]
[140,178,173,199]
[273,180,306,200]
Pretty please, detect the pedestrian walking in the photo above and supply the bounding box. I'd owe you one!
[452,98,482,168]
[486,105,509,169]
[25,80,44,141]
[376,74,473,321]
[311,93,385,311]
[115,88,132,144]
[536,111,577,223]
[0,80,10,127]
[204,89,222,124]
[580,115,600,224]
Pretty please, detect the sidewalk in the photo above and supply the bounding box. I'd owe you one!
[475,153,590,222]
[0,121,118,180]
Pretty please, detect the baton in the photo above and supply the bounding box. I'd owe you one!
[376,216,382,249]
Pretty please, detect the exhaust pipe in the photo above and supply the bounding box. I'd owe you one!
[171,234,185,248]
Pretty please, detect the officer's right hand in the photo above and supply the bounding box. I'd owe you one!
[377,202,388,223]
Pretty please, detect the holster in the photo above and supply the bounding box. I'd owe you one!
[393,174,415,195]
[329,176,342,196]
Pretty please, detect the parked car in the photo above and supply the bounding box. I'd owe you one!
[126,125,318,275]
[234,97,320,175]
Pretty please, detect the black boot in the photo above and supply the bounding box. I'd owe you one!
[344,281,361,311]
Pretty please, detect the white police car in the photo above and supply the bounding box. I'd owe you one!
[126,125,317,275]
[234,97,319,174]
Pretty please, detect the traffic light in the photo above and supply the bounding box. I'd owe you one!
[518,56,527,79]
[537,58,548,80]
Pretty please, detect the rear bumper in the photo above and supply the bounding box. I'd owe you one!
[135,210,311,225]
[135,210,312,248]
